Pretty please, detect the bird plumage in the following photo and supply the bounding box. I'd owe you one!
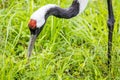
[30,0,88,28]
[28,0,88,58]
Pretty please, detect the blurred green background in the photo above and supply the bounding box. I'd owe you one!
[0,0,120,80]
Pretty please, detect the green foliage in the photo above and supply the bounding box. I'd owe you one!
[0,0,120,80]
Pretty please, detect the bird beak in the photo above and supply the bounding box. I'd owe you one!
[28,34,37,58]
[27,26,44,58]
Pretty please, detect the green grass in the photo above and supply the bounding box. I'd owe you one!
[0,0,120,80]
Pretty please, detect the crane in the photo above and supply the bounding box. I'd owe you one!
[28,0,88,57]
[28,0,115,68]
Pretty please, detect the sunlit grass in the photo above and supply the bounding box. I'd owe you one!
[0,0,120,79]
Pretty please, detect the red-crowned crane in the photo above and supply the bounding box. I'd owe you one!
[28,0,115,69]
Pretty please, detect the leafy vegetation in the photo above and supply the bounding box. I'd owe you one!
[0,0,120,80]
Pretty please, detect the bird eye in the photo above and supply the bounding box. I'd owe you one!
[28,19,37,29]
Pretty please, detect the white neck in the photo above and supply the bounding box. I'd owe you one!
[30,4,57,28]
[30,0,88,28]
[78,0,88,13]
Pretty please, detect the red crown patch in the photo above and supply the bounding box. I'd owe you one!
[28,19,37,29]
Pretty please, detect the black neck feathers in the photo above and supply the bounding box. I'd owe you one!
[45,0,80,19]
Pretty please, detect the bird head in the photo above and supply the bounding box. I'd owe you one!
[27,4,56,58]
[28,18,45,57]
[28,19,44,35]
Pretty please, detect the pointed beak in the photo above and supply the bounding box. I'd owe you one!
[27,26,44,58]
[28,18,44,58]
[28,34,37,58]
